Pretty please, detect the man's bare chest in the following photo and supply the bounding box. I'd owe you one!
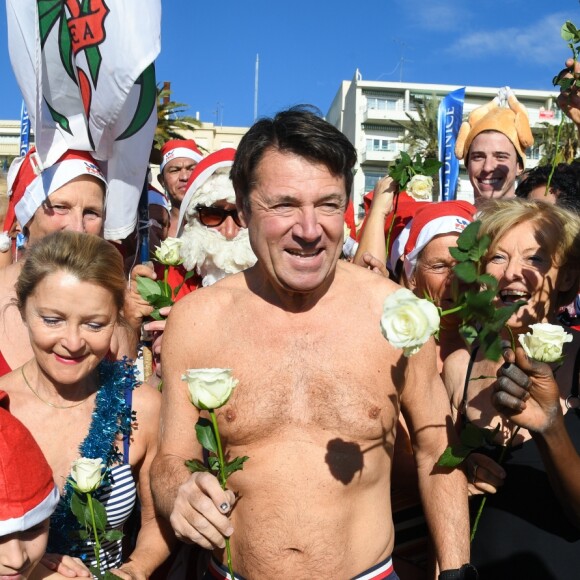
[200,319,401,444]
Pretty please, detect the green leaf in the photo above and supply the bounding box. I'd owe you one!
[70,492,88,528]
[449,246,470,262]
[223,455,250,478]
[562,21,578,42]
[149,294,174,309]
[208,456,220,471]
[150,309,163,321]
[185,459,210,473]
[104,529,124,542]
[454,261,477,283]
[78,529,89,540]
[195,419,218,453]
[460,423,487,448]
[91,498,108,532]
[476,273,498,289]
[559,77,574,91]
[136,276,161,301]
[468,234,490,262]
[436,444,471,467]
[460,324,479,344]
[456,221,481,251]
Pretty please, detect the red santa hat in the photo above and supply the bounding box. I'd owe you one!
[176,148,237,236]
[0,390,59,535]
[403,200,476,278]
[159,139,203,173]
[3,148,106,232]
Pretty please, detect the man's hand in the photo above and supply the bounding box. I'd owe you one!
[124,263,157,331]
[466,452,505,497]
[360,252,389,277]
[170,472,236,549]
[493,346,562,434]
[40,554,91,578]
[556,58,580,126]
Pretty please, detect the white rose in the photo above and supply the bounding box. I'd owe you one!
[0,232,10,253]
[380,288,440,357]
[70,457,104,493]
[406,175,433,201]
[518,323,573,363]
[183,368,239,410]
[154,237,183,266]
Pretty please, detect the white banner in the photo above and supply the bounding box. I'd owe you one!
[6,0,161,239]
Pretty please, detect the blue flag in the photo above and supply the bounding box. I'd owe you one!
[438,88,465,201]
[19,101,30,156]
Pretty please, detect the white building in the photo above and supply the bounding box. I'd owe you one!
[327,70,561,216]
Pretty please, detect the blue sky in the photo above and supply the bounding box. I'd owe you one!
[0,0,576,127]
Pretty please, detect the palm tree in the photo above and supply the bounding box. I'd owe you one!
[396,95,440,159]
[154,82,201,148]
[534,119,579,165]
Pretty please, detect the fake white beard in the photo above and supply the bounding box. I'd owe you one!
[179,219,257,286]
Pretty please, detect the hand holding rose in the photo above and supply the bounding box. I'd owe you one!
[493,345,563,434]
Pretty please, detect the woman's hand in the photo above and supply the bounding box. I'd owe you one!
[40,554,91,578]
[370,175,397,216]
[466,452,506,497]
[110,561,147,580]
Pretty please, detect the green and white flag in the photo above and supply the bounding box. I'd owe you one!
[6,0,161,239]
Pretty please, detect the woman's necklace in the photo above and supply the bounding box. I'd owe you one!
[21,364,91,409]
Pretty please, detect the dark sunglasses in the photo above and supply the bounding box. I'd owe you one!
[195,205,243,228]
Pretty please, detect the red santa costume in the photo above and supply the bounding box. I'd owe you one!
[154,148,257,299]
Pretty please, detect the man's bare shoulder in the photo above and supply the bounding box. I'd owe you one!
[166,271,249,323]
[337,260,402,301]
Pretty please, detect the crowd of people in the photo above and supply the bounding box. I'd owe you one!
[3,58,580,580]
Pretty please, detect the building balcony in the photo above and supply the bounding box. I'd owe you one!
[363,107,410,124]
[360,149,400,164]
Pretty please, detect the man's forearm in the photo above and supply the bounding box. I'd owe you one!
[418,463,470,570]
[151,454,191,519]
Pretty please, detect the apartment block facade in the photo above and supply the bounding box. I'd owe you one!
[326,70,561,217]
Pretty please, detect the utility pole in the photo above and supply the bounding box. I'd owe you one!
[254,54,259,122]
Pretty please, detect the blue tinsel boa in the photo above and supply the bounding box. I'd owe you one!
[46,358,136,558]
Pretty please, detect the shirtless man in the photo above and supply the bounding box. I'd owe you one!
[151,107,472,580]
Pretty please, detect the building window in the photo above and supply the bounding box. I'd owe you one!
[364,170,385,193]
[366,138,398,152]
[526,145,540,160]
[367,97,398,111]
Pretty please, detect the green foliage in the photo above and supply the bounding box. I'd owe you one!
[195,419,218,454]
[155,84,201,148]
[534,120,578,166]
[186,415,249,482]
[437,423,500,467]
[70,489,124,579]
[445,221,525,359]
[135,270,195,319]
[388,150,442,189]
[396,95,440,160]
